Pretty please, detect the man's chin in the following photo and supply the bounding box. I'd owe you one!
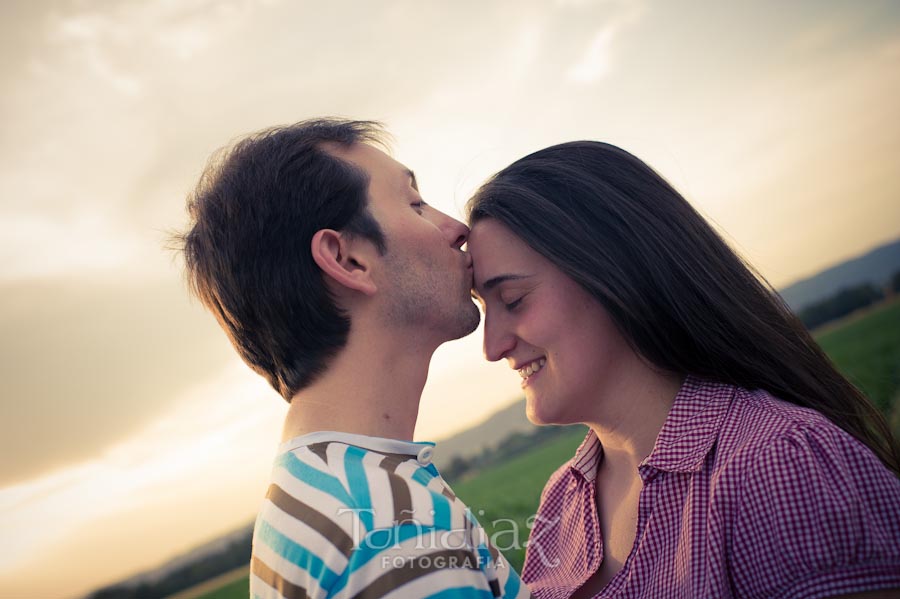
[451,303,481,340]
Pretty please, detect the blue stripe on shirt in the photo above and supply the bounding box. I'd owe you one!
[343,446,375,531]
[502,565,521,598]
[329,521,459,596]
[255,519,340,590]
[276,451,354,506]
[411,466,453,528]
[432,493,452,530]
[426,586,494,599]
[411,466,432,486]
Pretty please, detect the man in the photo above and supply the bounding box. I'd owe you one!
[176,119,529,599]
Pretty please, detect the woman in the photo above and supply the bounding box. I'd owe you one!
[466,141,900,599]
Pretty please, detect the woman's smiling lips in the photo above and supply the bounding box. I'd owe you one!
[516,357,546,387]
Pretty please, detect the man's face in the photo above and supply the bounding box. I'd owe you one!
[335,143,480,341]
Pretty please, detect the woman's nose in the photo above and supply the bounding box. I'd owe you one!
[483,311,515,362]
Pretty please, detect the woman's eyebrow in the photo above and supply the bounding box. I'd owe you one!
[481,273,531,291]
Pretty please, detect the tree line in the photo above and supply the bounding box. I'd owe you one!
[441,424,581,482]
[795,270,900,330]
[86,531,251,599]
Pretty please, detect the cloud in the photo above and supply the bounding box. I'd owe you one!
[0,275,243,485]
[0,361,283,589]
[564,1,643,84]
[46,0,273,73]
[0,213,144,281]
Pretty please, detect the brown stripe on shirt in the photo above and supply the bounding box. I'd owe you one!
[464,515,481,568]
[251,556,309,599]
[377,454,405,474]
[376,454,419,525]
[266,484,354,558]
[375,452,420,469]
[387,472,414,524]
[306,442,330,466]
[486,540,500,563]
[348,548,481,599]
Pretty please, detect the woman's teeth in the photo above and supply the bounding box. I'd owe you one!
[518,358,547,379]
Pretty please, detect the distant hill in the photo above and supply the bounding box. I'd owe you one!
[432,398,533,471]
[84,523,252,598]
[778,239,900,311]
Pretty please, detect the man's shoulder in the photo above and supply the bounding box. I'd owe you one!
[251,440,531,599]
[263,438,467,530]
[269,442,357,505]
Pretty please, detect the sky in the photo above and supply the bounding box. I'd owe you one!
[1,0,899,597]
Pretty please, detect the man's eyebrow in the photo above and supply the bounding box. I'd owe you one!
[406,169,418,191]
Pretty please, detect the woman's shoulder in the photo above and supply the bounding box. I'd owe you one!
[730,385,833,432]
[691,385,900,580]
[713,388,900,596]
[711,385,899,497]
[716,386,859,461]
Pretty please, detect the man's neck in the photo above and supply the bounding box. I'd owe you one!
[281,328,438,443]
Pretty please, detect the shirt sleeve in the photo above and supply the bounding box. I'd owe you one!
[251,452,504,599]
[336,524,502,599]
[729,422,900,599]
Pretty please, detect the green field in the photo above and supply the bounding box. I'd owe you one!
[815,299,900,417]
[193,298,900,597]
[194,576,248,599]
[451,427,589,569]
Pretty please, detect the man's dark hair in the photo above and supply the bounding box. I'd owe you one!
[173,118,387,401]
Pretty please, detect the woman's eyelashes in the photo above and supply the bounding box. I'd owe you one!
[503,295,524,311]
[498,284,534,312]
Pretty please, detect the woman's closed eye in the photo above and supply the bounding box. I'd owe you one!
[502,295,524,311]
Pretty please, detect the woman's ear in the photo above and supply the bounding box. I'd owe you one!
[310,229,378,296]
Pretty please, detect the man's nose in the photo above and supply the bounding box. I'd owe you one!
[441,214,469,249]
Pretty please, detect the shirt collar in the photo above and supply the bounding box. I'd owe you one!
[639,375,735,474]
[278,430,435,457]
[569,429,604,482]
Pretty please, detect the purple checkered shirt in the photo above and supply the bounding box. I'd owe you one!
[522,376,900,599]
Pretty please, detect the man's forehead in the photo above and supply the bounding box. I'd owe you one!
[328,142,415,186]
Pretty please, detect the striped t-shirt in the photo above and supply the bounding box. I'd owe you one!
[251,431,530,599]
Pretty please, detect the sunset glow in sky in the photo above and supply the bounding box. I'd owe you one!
[2,1,899,597]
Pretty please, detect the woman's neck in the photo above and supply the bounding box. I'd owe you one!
[586,368,683,468]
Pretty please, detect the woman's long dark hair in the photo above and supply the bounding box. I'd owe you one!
[467,141,900,476]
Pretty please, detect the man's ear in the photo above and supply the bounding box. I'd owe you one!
[310,229,378,296]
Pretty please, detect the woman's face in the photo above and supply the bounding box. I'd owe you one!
[468,218,638,426]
